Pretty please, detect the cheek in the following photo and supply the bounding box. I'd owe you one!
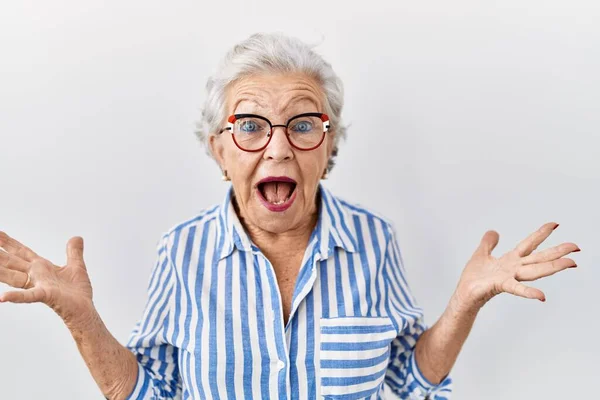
[226,150,260,183]
[298,151,328,179]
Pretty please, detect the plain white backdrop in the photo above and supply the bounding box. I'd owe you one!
[1,1,598,399]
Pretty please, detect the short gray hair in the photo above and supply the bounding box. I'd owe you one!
[195,32,347,172]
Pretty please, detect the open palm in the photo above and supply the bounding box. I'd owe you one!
[457,222,580,310]
[0,232,95,327]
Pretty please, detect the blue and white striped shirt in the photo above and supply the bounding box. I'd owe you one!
[125,184,453,399]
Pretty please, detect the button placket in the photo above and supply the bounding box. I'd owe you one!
[258,252,291,394]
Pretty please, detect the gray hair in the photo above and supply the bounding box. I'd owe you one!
[194,32,347,172]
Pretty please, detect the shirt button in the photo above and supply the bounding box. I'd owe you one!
[276,360,285,370]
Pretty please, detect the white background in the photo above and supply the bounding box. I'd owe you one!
[1,1,598,399]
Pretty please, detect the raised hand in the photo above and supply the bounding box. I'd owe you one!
[455,222,580,311]
[0,232,95,329]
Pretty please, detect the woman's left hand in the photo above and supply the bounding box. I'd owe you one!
[453,222,580,313]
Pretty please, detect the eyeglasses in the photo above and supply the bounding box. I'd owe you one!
[218,112,330,152]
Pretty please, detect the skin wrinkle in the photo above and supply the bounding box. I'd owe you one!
[210,72,333,325]
[212,72,331,236]
[230,92,322,122]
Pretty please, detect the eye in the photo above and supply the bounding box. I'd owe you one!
[239,120,257,132]
[290,120,314,133]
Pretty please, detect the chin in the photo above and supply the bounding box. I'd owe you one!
[252,194,302,232]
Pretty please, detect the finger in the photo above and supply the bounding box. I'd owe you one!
[0,267,30,289]
[66,236,86,270]
[514,222,559,257]
[502,279,546,301]
[0,249,30,273]
[521,243,580,265]
[475,230,500,256]
[0,231,40,262]
[516,258,577,281]
[0,287,45,304]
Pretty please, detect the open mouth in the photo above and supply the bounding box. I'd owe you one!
[256,177,297,211]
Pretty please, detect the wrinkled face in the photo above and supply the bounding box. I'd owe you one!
[209,72,334,235]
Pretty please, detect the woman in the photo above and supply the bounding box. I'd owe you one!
[0,32,580,400]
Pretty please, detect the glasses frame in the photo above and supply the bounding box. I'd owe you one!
[218,112,330,152]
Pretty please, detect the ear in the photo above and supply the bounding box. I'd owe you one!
[209,133,227,171]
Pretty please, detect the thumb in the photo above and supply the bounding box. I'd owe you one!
[475,230,500,256]
[66,236,86,269]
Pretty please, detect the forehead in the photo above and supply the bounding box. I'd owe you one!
[226,72,325,115]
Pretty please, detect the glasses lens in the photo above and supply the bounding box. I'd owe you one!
[287,115,325,149]
[232,117,270,150]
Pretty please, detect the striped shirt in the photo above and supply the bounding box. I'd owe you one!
[124,184,453,399]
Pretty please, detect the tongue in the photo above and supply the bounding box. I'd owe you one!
[262,182,293,203]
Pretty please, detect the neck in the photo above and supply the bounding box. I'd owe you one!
[233,191,321,261]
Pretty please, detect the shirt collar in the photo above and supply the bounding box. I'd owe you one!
[217,183,358,261]
[217,187,252,260]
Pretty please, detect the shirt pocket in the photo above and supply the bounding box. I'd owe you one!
[319,316,397,399]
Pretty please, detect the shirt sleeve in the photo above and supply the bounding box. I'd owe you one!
[124,233,182,399]
[382,223,453,400]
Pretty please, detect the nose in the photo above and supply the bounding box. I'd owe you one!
[263,126,294,162]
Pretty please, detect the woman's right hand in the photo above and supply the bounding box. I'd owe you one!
[0,232,96,330]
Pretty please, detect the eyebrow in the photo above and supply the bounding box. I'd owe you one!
[231,95,322,121]
[232,97,268,113]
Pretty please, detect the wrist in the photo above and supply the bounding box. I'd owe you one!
[64,302,103,338]
[448,284,483,318]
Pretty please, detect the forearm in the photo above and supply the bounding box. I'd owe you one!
[414,286,480,385]
[66,306,139,400]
